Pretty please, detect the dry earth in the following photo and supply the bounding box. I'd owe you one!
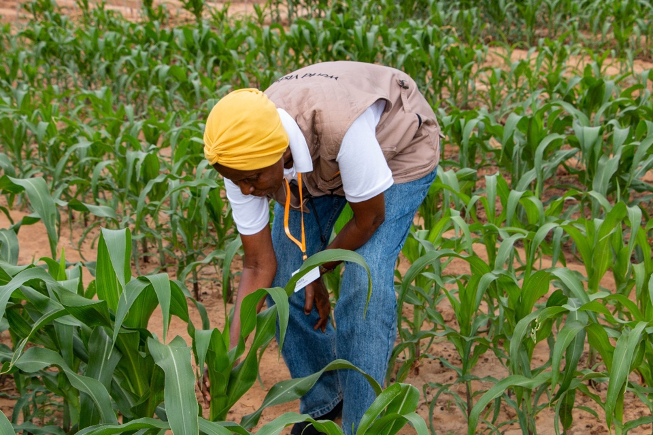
[0,0,274,23]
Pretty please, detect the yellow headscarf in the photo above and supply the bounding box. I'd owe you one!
[203,89,289,171]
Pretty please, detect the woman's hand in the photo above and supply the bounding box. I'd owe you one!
[198,368,211,407]
[198,226,276,406]
[304,277,331,332]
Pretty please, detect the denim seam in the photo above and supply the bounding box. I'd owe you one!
[385,297,398,385]
[308,393,343,418]
[320,198,344,250]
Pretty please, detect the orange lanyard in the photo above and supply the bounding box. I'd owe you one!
[284,173,307,260]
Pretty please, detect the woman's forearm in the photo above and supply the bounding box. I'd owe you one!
[229,264,276,347]
[320,193,386,273]
[229,227,277,348]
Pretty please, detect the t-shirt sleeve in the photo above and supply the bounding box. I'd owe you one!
[224,179,270,235]
[336,102,394,203]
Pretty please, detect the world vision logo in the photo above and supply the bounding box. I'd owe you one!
[274,72,339,83]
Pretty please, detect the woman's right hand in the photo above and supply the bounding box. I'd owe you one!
[198,316,243,408]
[197,226,276,406]
[304,277,331,332]
[198,367,211,407]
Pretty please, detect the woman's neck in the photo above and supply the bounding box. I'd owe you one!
[283,149,294,169]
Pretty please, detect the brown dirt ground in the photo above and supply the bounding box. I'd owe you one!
[0,0,277,23]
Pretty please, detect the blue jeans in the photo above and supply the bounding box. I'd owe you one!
[267,168,436,434]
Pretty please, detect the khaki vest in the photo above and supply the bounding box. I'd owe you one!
[264,61,440,208]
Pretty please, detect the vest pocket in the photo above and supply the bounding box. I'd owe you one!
[397,78,414,113]
[317,162,344,194]
[382,146,398,161]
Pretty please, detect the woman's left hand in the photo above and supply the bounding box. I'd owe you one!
[304,277,331,332]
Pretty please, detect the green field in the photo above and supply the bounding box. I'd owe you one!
[0,0,652,434]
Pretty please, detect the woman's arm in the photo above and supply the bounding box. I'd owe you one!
[302,192,385,329]
[229,224,277,349]
[323,192,385,271]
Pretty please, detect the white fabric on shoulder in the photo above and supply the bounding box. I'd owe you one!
[224,178,269,235]
[225,108,309,235]
[336,100,393,203]
[226,102,393,234]
[278,108,312,176]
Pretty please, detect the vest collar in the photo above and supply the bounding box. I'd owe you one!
[278,108,312,178]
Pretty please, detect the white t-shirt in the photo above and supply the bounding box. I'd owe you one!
[225,100,393,235]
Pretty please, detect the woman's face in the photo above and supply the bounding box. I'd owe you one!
[214,158,285,197]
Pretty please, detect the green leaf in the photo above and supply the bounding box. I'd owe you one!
[180,249,225,284]
[0,267,59,321]
[592,149,621,196]
[623,416,654,433]
[112,278,152,343]
[76,418,170,435]
[357,383,424,435]
[285,249,371,312]
[590,202,627,291]
[53,140,93,181]
[562,224,592,278]
[254,413,342,435]
[526,223,559,277]
[495,234,526,270]
[97,228,132,312]
[586,323,615,372]
[241,359,381,429]
[194,328,219,378]
[0,409,12,434]
[556,390,576,431]
[334,204,354,234]
[148,337,199,435]
[357,383,403,434]
[0,229,18,265]
[16,347,118,425]
[551,321,585,391]
[238,287,288,352]
[81,327,123,428]
[199,419,250,435]
[8,177,58,258]
[510,306,567,374]
[506,190,526,226]
[113,331,153,413]
[223,236,242,306]
[222,308,277,418]
[52,285,112,327]
[468,372,551,434]
[400,412,429,435]
[174,279,209,329]
[146,274,171,342]
[450,214,474,255]
[552,268,590,304]
[517,271,552,321]
[11,423,66,435]
[533,133,566,197]
[134,173,170,234]
[67,199,117,220]
[605,322,648,429]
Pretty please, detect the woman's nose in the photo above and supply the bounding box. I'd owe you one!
[238,181,254,195]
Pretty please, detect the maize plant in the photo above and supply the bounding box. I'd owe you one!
[0,226,427,434]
